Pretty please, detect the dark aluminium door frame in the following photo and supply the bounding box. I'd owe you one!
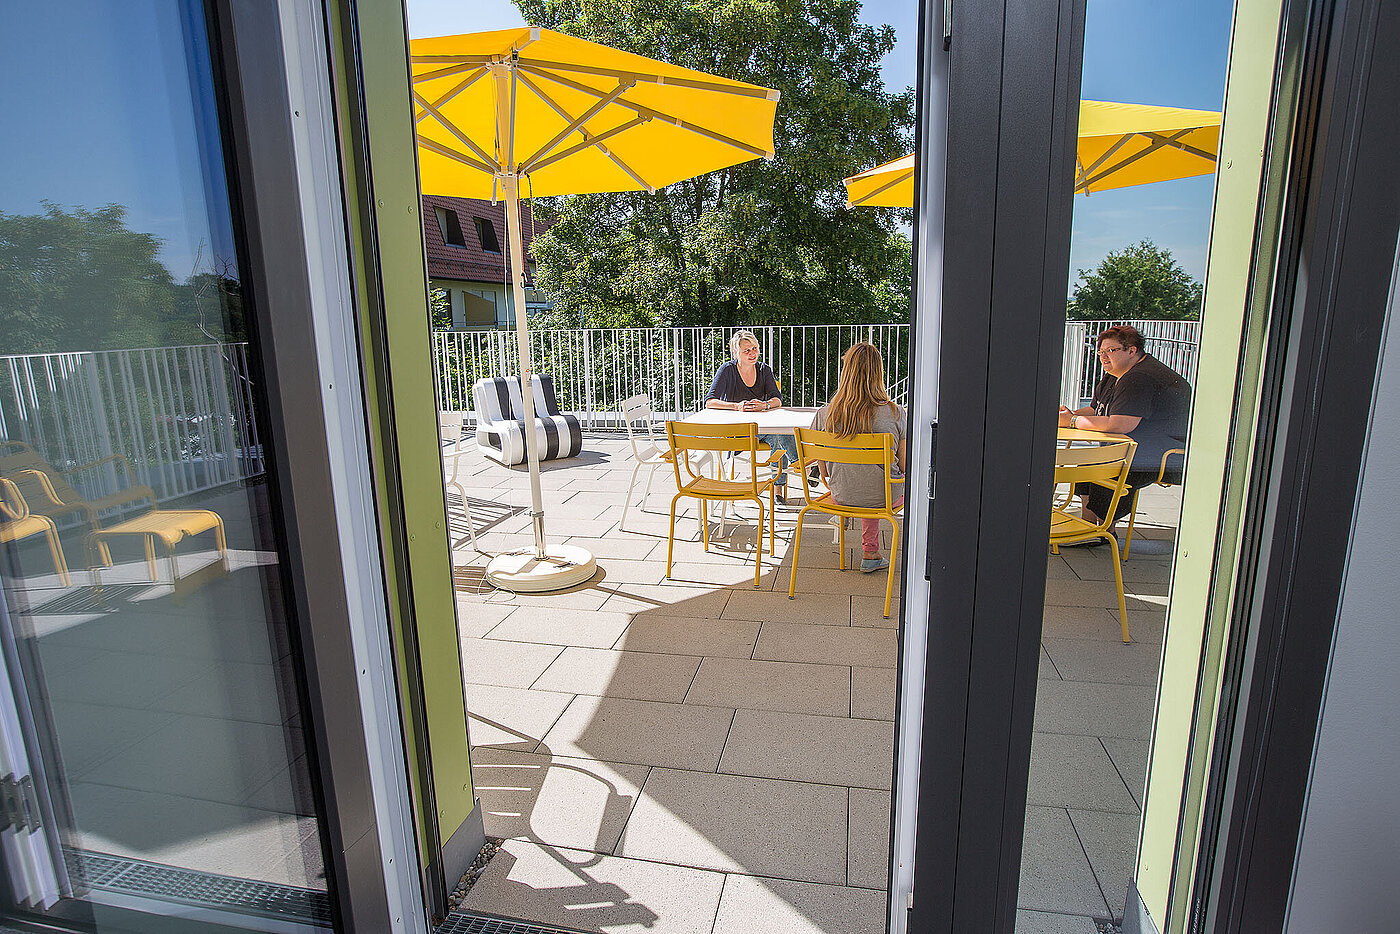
[907,0,1086,928]
[206,1,413,930]
[1191,0,1400,929]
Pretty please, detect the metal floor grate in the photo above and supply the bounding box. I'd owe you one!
[65,849,332,925]
[435,911,591,934]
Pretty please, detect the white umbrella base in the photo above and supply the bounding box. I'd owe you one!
[485,544,598,593]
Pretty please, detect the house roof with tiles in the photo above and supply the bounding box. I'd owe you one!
[421,194,545,285]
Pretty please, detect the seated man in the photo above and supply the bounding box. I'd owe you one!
[1058,324,1191,534]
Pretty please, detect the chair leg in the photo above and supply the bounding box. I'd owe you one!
[643,463,658,508]
[213,514,230,570]
[667,494,682,579]
[789,506,808,600]
[701,498,711,551]
[1123,490,1140,559]
[884,519,899,619]
[768,484,776,556]
[41,521,71,587]
[838,519,846,570]
[753,498,764,588]
[1107,533,1130,642]
[621,461,642,529]
[143,535,159,582]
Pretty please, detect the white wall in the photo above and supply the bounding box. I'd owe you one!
[1285,233,1400,931]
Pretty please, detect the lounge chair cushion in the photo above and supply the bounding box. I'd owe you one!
[472,375,583,466]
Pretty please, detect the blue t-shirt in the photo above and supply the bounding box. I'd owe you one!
[705,361,780,404]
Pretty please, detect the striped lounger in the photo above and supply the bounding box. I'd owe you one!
[471,375,584,466]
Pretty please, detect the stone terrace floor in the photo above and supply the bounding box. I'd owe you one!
[444,433,1177,934]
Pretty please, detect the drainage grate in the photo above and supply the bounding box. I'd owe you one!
[65,848,332,925]
[435,911,592,934]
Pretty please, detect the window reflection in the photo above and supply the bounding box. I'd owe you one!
[0,1,329,928]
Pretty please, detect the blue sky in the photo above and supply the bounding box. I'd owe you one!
[408,0,1232,288]
[0,0,1231,291]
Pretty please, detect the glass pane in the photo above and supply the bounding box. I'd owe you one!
[0,1,330,929]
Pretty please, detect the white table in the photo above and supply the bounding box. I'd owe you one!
[678,406,818,433]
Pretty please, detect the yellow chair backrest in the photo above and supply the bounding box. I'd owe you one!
[794,428,899,512]
[665,420,765,493]
[1052,441,1136,527]
[0,441,83,505]
[0,477,30,523]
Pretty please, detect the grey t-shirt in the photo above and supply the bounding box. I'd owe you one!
[811,402,906,507]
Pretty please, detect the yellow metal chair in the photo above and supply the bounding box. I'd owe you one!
[1050,440,1137,642]
[1122,448,1185,559]
[664,421,780,587]
[0,478,72,587]
[0,440,156,532]
[788,428,905,619]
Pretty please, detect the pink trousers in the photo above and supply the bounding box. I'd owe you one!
[855,496,904,552]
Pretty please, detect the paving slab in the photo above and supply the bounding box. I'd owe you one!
[1042,579,1169,611]
[613,616,760,658]
[1040,606,1164,645]
[851,595,901,628]
[719,708,894,790]
[851,666,897,721]
[1068,808,1141,917]
[1015,909,1101,933]
[661,561,781,590]
[618,768,848,885]
[454,601,518,639]
[686,657,850,717]
[471,748,649,854]
[785,564,904,598]
[1027,732,1140,814]
[848,787,892,890]
[533,647,702,703]
[1102,737,1150,809]
[542,695,734,772]
[721,590,852,626]
[1017,806,1109,917]
[601,583,732,619]
[712,874,887,934]
[485,609,633,649]
[465,683,576,753]
[1043,638,1163,686]
[460,839,725,934]
[460,638,565,689]
[1033,680,1156,740]
[755,621,897,668]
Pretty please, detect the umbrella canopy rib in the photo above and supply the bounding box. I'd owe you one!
[520,78,637,170]
[526,116,650,174]
[1077,129,1198,193]
[1142,132,1215,161]
[516,56,779,99]
[414,92,499,167]
[413,61,494,84]
[521,65,773,158]
[513,70,656,190]
[413,68,488,121]
[418,137,495,177]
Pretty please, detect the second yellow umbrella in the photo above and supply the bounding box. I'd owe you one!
[843,100,1222,208]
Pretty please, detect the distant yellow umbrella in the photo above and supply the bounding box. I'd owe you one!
[842,100,1222,207]
[411,27,779,591]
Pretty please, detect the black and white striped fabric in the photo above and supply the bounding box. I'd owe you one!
[471,375,584,466]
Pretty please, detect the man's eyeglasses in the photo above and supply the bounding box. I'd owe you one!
[1098,345,1128,356]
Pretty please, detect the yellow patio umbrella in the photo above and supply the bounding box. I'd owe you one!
[411,26,779,591]
[842,99,1222,207]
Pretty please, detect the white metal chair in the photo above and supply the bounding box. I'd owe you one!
[439,411,480,551]
[619,395,674,530]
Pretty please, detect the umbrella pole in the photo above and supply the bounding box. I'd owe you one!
[483,176,597,593]
[504,183,548,559]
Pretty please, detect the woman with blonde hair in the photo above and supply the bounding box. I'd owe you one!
[811,342,907,571]
[704,329,798,499]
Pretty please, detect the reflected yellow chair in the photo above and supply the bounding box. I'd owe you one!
[1050,440,1137,642]
[664,421,779,587]
[0,478,72,587]
[789,428,905,619]
[1123,447,1185,559]
[0,440,155,532]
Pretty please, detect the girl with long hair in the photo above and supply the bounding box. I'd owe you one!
[812,342,907,571]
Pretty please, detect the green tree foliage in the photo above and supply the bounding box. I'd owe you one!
[0,203,240,354]
[518,0,915,327]
[1067,239,1204,321]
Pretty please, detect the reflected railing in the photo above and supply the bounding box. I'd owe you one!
[0,343,264,506]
